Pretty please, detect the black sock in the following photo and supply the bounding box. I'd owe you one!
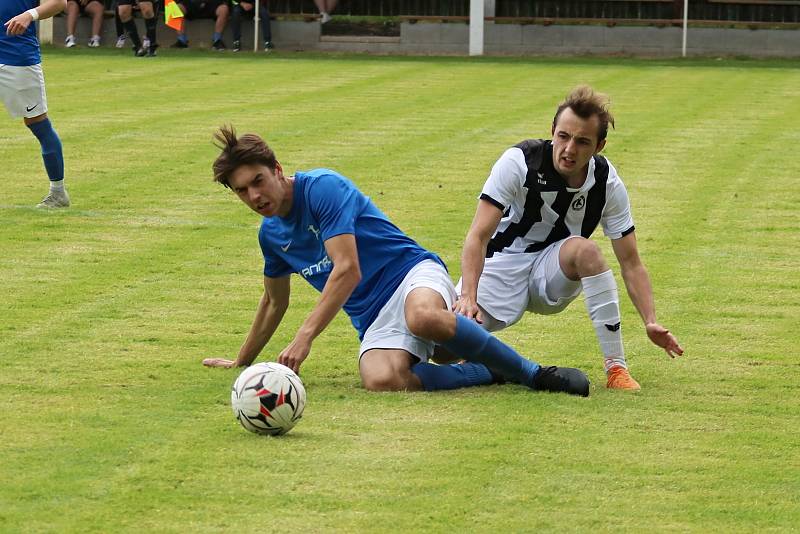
[144,16,157,45]
[123,19,141,49]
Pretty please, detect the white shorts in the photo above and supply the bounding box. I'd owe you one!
[360,259,457,362]
[0,64,48,119]
[456,237,582,331]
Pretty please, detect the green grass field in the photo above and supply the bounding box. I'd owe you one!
[1,48,799,532]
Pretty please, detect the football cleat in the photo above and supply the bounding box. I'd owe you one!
[115,35,127,48]
[65,35,77,48]
[212,39,227,51]
[88,35,101,47]
[264,40,273,51]
[606,366,641,390]
[36,189,70,209]
[232,39,241,52]
[533,366,590,397]
[171,39,189,48]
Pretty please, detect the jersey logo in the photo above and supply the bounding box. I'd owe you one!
[308,225,320,239]
[280,240,292,252]
[605,322,621,332]
[572,195,585,211]
[537,172,547,185]
[26,104,38,112]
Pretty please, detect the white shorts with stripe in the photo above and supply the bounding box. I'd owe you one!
[456,236,583,332]
[0,63,48,119]
[360,259,457,362]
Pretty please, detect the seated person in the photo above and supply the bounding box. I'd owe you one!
[64,0,104,47]
[230,0,272,52]
[117,0,158,56]
[171,0,229,50]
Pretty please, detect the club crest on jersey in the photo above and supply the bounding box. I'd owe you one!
[308,225,321,239]
[572,195,586,211]
[537,172,547,185]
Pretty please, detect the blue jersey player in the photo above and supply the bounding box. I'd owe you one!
[202,126,590,397]
[2,0,69,208]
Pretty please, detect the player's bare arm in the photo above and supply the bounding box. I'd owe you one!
[277,234,362,373]
[611,232,684,358]
[203,274,290,368]
[454,199,504,322]
[4,0,66,34]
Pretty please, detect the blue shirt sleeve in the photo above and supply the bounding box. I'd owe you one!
[307,174,360,241]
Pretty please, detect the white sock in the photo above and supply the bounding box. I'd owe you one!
[50,180,65,193]
[582,270,626,373]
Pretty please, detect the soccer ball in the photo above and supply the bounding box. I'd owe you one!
[231,362,306,436]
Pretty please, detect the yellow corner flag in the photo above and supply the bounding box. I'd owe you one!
[164,0,184,31]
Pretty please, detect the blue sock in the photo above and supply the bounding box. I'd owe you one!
[178,33,188,43]
[212,32,222,42]
[441,315,540,388]
[27,119,64,183]
[411,361,494,391]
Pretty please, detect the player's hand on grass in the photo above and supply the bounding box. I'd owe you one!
[278,337,311,374]
[4,12,34,36]
[453,295,483,323]
[202,358,236,368]
[646,323,684,359]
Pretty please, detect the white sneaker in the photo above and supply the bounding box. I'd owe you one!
[88,35,101,47]
[142,37,151,50]
[115,35,127,48]
[320,12,331,23]
[65,35,77,48]
[37,189,71,209]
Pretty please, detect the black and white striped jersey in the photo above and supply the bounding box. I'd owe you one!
[481,139,635,258]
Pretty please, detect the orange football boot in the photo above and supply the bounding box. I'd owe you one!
[606,366,641,390]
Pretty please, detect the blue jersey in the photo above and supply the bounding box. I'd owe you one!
[0,0,41,66]
[259,169,445,339]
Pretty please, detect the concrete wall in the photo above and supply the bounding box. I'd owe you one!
[52,15,800,58]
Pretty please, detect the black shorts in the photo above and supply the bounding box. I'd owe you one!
[180,0,226,19]
[67,0,104,10]
[117,0,154,6]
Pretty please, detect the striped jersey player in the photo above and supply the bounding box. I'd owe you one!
[1,0,70,207]
[455,85,684,390]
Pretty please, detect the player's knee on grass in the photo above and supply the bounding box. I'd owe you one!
[360,351,421,392]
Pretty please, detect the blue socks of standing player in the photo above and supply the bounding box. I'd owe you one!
[27,118,64,185]
[440,315,540,388]
[411,361,494,391]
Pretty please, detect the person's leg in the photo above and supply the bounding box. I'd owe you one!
[261,0,272,46]
[65,1,79,46]
[212,2,229,46]
[173,2,189,46]
[406,277,588,396]
[230,1,246,45]
[118,2,143,51]
[314,0,331,22]
[558,237,639,390]
[87,1,104,44]
[26,113,68,208]
[359,350,423,392]
[138,1,158,54]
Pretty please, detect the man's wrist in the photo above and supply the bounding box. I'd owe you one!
[26,8,39,21]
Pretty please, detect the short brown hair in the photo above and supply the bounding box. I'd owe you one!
[212,125,278,188]
[553,85,615,143]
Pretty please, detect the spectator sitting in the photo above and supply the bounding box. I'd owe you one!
[171,0,230,50]
[230,0,272,52]
[64,0,104,47]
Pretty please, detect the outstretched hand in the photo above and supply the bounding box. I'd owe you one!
[452,295,483,324]
[202,358,236,368]
[646,323,684,358]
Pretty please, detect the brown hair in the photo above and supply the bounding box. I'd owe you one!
[553,85,615,143]
[212,125,278,188]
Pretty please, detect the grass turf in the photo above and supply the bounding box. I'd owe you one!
[1,48,799,532]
